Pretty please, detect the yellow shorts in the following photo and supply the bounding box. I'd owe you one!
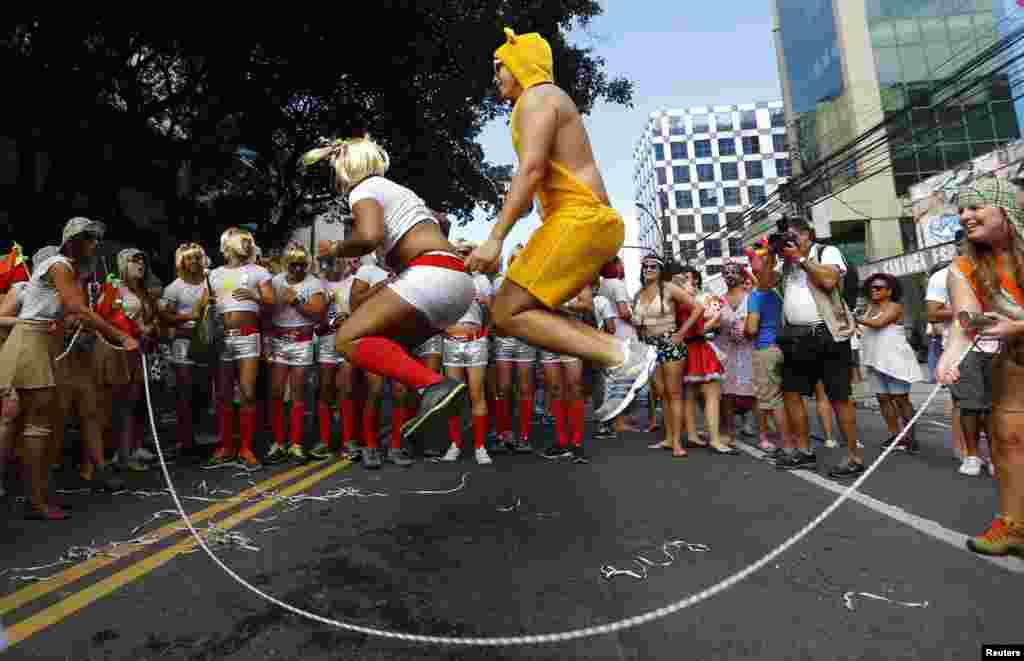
[507,203,624,309]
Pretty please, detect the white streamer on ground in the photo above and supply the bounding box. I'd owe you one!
[601,540,711,581]
[843,591,930,611]
[140,344,965,647]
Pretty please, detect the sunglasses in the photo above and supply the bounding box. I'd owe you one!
[128,254,146,263]
[868,284,888,291]
[81,232,102,242]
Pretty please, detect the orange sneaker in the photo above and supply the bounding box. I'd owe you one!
[236,448,263,471]
[203,446,236,468]
[967,516,1024,557]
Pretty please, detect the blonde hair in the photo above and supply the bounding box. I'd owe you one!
[220,227,256,262]
[302,137,390,194]
[175,242,207,278]
[282,242,311,269]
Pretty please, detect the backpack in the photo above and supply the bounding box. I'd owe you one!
[815,244,860,311]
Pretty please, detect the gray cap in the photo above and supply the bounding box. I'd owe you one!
[32,245,60,267]
[61,217,106,247]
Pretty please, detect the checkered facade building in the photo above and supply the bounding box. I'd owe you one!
[632,100,791,275]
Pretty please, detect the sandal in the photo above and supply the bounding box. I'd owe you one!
[647,442,672,450]
[25,505,71,521]
[710,443,739,455]
[672,449,688,458]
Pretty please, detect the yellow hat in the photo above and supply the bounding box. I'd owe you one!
[494,28,554,91]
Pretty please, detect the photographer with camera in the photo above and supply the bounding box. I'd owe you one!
[772,218,863,478]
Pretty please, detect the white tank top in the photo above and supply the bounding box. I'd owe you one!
[348,176,437,265]
[17,255,73,322]
[271,272,324,328]
[208,264,272,314]
[161,278,205,328]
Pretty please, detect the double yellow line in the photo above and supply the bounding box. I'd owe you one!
[3,458,352,648]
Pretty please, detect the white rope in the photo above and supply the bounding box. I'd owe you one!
[53,325,81,363]
[140,344,974,647]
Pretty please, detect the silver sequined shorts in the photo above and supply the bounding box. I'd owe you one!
[539,348,581,365]
[220,333,261,363]
[414,334,444,358]
[317,333,346,366]
[493,336,538,363]
[169,337,205,367]
[271,336,315,367]
[443,336,489,369]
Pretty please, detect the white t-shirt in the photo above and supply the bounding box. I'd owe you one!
[593,294,617,334]
[782,244,846,326]
[598,277,637,340]
[354,264,390,287]
[271,272,324,328]
[348,176,436,264]
[208,264,272,314]
[161,278,205,328]
[935,266,1000,354]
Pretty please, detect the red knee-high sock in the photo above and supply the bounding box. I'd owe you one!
[571,398,585,447]
[176,399,193,448]
[239,406,257,455]
[448,416,463,449]
[317,401,332,445]
[518,398,533,440]
[271,399,286,445]
[339,400,355,448]
[362,407,379,449]
[349,338,444,390]
[495,399,511,436]
[219,403,236,454]
[473,415,488,450]
[553,400,568,448]
[391,406,407,450]
[289,402,305,447]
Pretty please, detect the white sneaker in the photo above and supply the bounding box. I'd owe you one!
[475,447,492,465]
[442,444,461,462]
[824,438,838,449]
[135,447,157,462]
[959,456,982,477]
[986,460,996,478]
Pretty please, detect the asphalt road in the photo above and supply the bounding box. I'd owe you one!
[1,391,1020,661]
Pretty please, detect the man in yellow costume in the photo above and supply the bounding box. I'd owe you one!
[466,28,657,425]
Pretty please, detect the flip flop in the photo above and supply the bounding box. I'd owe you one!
[25,506,70,521]
[710,444,740,455]
[672,450,688,458]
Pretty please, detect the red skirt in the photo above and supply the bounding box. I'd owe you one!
[684,339,723,383]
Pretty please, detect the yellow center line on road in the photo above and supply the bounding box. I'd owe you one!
[0,461,327,618]
[7,457,353,648]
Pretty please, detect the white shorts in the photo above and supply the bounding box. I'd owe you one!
[220,333,261,363]
[493,336,538,363]
[388,260,475,330]
[415,334,444,358]
[271,336,316,367]
[169,337,205,367]
[443,336,489,369]
[317,333,346,366]
[540,348,580,365]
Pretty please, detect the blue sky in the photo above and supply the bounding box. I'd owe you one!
[451,0,783,291]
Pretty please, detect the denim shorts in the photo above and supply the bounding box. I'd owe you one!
[865,366,911,396]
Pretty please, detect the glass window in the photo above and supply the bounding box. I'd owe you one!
[715,112,734,131]
[720,162,739,180]
[924,42,952,77]
[776,158,792,177]
[674,190,693,209]
[699,188,718,208]
[701,214,720,232]
[669,116,687,135]
[748,185,767,205]
[740,110,758,130]
[965,103,995,141]
[697,164,715,182]
[656,169,667,186]
[871,20,897,47]
[704,239,722,258]
[942,143,970,168]
[706,264,722,275]
[694,140,712,158]
[916,144,942,172]
[692,114,710,133]
[726,212,744,230]
[723,187,741,206]
[728,238,743,256]
[875,47,903,86]
[682,239,696,253]
[658,192,669,215]
[672,165,690,184]
[718,138,736,156]
[773,134,787,152]
[993,101,1022,140]
[745,161,764,179]
[742,136,761,154]
[893,18,920,44]
[654,144,665,161]
[677,215,696,234]
[900,44,928,82]
[670,141,687,160]
[770,108,786,128]
[661,217,672,240]
[918,17,947,43]
[946,15,974,42]
[940,105,967,141]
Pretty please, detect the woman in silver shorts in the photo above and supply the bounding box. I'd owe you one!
[491,249,538,454]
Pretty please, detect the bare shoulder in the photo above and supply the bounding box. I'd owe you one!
[519,84,576,115]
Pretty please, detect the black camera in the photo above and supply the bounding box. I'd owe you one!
[765,217,799,255]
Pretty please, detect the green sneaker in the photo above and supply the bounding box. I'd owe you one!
[309,442,332,461]
[967,516,1024,557]
[201,447,236,468]
[289,445,308,463]
[264,443,288,465]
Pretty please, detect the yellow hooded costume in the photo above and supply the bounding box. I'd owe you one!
[495,28,624,308]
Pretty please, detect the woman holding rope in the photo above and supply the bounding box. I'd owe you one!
[0,217,138,520]
[307,137,475,445]
[938,177,1024,557]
